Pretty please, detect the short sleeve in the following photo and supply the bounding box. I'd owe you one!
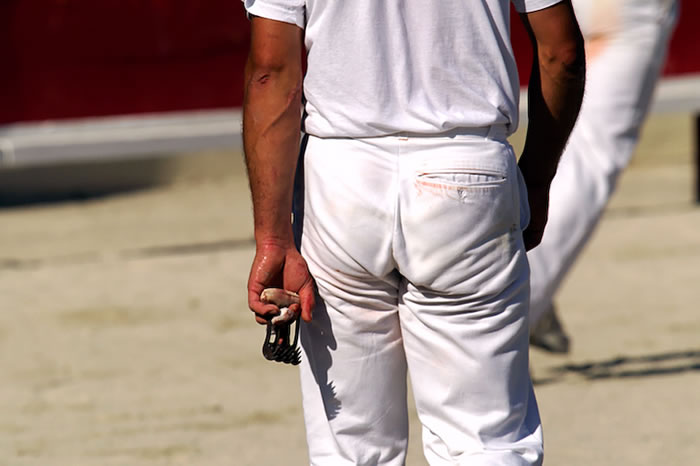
[511,0,562,14]
[242,0,306,29]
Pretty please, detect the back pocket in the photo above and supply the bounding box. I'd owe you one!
[415,168,507,203]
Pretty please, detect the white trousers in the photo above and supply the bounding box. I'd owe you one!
[528,0,679,325]
[294,128,542,465]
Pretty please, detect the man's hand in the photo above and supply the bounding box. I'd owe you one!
[522,182,550,250]
[248,240,315,324]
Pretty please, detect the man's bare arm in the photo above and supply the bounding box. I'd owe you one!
[244,16,303,242]
[518,1,586,250]
[243,17,314,323]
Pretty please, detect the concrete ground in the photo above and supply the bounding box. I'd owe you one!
[0,113,698,465]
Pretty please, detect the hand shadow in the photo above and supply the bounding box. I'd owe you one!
[300,297,342,420]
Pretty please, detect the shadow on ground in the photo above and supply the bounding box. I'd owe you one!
[533,349,700,385]
[0,157,173,207]
[0,150,241,207]
[0,237,256,271]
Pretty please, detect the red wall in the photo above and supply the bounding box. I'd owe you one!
[0,0,696,125]
[0,0,250,124]
[660,0,700,76]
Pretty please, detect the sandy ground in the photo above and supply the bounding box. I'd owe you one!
[0,113,699,465]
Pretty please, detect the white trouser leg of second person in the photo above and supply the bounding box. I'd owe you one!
[527,0,679,326]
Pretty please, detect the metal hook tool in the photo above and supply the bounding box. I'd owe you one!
[262,318,301,365]
[260,288,302,365]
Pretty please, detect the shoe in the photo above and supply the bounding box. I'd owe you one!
[529,305,571,354]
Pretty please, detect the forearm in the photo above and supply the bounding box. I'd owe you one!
[243,19,304,245]
[519,5,585,184]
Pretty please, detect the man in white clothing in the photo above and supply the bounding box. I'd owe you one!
[242,0,585,464]
[529,0,679,353]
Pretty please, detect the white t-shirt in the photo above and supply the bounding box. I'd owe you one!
[243,0,561,138]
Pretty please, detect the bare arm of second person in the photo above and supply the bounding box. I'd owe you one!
[519,1,586,250]
[243,16,314,324]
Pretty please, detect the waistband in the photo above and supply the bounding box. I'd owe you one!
[305,125,508,143]
[394,125,507,141]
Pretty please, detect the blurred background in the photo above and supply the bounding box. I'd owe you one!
[0,0,246,202]
[0,1,699,465]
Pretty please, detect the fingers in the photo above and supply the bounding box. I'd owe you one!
[249,287,281,324]
[298,279,315,322]
[522,184,550,251]
[260,288,300,307]
[254,313,272,325]
[523,228,544,251]
[254,283,314,323]
[249,279,287,325]
[270,304,298,324]
[281,250,315,322]
[248,271,273,305]
[261,288,302,324]
[524,207,548,251]
[246,244,315,325]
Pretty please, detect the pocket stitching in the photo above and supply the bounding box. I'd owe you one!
[415,168,508,202]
